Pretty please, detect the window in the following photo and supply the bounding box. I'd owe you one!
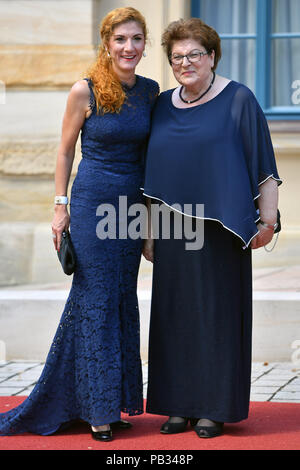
[191,0,300,119]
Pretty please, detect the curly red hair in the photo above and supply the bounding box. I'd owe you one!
[86,7,148,114]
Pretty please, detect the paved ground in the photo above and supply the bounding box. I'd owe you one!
[0,360,299,402]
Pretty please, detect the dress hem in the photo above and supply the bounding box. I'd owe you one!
[0,408,144,436]
[142,190,258,249]
[145,407,249,424]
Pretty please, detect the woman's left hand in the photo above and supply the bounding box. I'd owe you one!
[251,223,274,249]
[143,238,154,262]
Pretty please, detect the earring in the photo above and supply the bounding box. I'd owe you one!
[143,50,147,57]
[105,48,110,58]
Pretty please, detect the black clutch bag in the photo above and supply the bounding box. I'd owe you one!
[57,230,76,275]
[274,209,281,234]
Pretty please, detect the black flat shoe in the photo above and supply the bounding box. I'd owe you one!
[110,420,132,430]
[91,428,113,442]
[160,417,189,434]
[193,421,224,438]
[189,418,198,427]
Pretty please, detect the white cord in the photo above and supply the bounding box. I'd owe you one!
[264,232,279,252]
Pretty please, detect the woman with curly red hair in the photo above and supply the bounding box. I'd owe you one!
[0,7,159,442]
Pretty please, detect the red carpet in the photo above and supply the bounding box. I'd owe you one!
[0,398,299,450]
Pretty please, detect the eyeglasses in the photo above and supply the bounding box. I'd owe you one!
[169,50,210,66]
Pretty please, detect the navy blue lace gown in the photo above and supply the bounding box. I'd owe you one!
[0,75,159,435]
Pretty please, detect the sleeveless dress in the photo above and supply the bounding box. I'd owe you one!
[0,75,159,435]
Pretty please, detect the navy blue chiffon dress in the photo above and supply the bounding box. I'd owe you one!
[0,75,159,435]
[143,81,282,423]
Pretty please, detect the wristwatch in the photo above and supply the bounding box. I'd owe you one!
[54,196,68,205]
[259,219,278,231]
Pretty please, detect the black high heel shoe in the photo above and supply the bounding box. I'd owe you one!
[192,419,224,438]
[160,417,190,434]
[110,419,132,430]
[91,426,113,442]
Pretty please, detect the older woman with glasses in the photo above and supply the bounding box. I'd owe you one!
[142,18,281,438]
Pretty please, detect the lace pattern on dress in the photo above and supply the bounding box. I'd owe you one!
[0,75,159,436]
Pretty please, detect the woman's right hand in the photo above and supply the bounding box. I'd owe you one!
[51,205,70,252]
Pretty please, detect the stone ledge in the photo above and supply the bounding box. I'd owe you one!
[252,294,300,363]
[0,139,81,176]
[0,291,150,362]
[0,289,298,362]
[271,133,300,156]
[0,45,96,87]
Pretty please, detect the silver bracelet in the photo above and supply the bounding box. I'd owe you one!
[259,219,278,231]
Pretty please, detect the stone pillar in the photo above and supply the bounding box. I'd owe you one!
[0,0,95,285]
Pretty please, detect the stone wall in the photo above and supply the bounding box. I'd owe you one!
[0,0,299,285]
[0,0,189,285]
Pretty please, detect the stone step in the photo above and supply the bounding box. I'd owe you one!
[0,287,300,363]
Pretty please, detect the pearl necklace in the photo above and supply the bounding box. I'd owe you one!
[179,72,216,104]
